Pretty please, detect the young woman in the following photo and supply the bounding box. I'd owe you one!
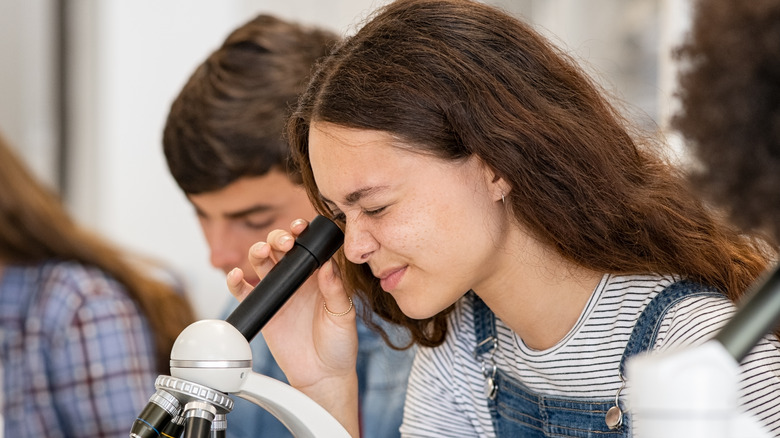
[227,0,780,436]
[0,133,195,436]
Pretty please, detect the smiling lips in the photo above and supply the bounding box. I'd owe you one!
[378,266,407,292]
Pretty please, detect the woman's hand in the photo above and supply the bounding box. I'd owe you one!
[226,218,360,436]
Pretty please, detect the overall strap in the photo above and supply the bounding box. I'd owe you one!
[471,291,497,357]
[471,291,501,402]
[618,280,723,377]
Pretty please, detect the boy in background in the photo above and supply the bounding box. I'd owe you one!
[162,14,413,438]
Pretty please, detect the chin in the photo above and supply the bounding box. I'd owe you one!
[394,288,465,320]
[395,299,440,320]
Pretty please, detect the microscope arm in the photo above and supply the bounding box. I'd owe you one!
[233,372,350,437]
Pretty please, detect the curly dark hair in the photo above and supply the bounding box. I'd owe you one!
[673,0,780,243]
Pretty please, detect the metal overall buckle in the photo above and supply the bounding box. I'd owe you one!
[474,336,499,400]
[605,371,626,430]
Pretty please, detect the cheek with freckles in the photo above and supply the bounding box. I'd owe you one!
[383,193,461,268]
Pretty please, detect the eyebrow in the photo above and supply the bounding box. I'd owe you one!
[193,203,274,219]
[322,185,389,207]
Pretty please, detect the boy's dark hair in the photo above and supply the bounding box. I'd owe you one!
[163,14,339,194]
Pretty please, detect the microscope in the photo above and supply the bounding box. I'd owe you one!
[628,265,780,437]
[128,215,350,438]
[128,214,780,437]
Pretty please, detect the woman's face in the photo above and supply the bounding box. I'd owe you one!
[309,122,510,319]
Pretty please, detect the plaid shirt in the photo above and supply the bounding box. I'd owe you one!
[1,261,158,437]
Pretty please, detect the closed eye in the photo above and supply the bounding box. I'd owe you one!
[244,217,275,230]
[364,206,387,216]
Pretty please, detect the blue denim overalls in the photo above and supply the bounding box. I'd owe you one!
[472,281,722,437]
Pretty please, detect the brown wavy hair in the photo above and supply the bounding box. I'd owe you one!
[673,0,780,244]
[288,0,775,348]
[163,14,339,195]
[0,134,195,372]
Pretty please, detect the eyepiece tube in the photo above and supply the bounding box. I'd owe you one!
[225,215,344,340]
[714,264,780,361]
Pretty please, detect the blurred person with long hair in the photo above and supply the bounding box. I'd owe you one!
[0,132,195,437]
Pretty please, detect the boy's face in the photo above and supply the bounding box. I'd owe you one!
[187,170,317,286]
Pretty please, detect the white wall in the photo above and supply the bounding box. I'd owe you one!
[0,0,58,187]
[3,0,691,320]
[65,0,391,319]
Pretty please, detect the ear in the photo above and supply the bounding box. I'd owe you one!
[488,169,511,204]
[471,156,510,203]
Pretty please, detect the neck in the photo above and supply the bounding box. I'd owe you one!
[474,230,603,351]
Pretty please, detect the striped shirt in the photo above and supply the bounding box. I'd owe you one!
[400,274,780,437]
[0,261,158,437]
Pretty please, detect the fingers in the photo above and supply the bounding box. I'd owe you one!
[290,218,309,235]
[250,218,309,269]
[226,267,255,301]
[230,218,313,302]
[249,218,310,265]
[260,226,300,263]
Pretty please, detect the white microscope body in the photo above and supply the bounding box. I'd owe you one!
[129,215,350,438]
[627,341,770,438]
[167,319,350,437]
[628,265,780,438]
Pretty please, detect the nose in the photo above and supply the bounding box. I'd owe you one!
[209,242,244,274]
[203,225,244,274]
[342,219,378,264]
